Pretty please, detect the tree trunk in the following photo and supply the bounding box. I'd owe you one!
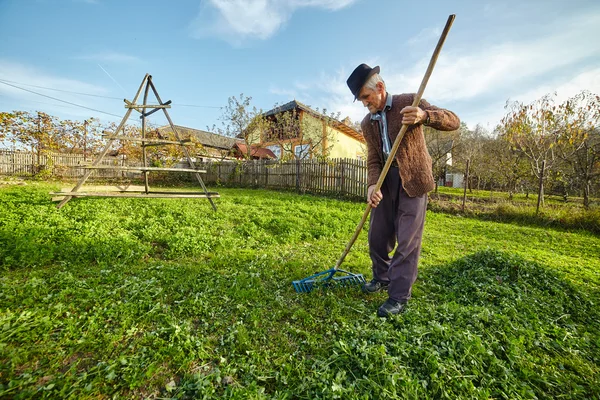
[583,179,590,208]
[536,160,546,215]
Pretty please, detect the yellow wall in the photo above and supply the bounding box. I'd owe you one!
[302,113,365,159]
[327,127,366,159]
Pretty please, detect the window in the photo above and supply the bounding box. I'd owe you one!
[266,145,282,160]
[294,143,310,159]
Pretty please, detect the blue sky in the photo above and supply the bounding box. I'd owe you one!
[1,0,599,135]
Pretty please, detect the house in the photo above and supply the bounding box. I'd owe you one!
[247,100,366,160]
[157,125,239,161]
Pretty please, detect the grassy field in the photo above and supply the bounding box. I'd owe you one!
[1,182,599,399]
[430,186,600,235]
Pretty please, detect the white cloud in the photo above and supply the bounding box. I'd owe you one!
[461,68,600,131]
[511,68,600,106]
[0,61,108,96]
[189,0,358,43]
[385,10,600,103]
[280,9,600,130]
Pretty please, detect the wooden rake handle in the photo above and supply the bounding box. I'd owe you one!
[333,14,456,270]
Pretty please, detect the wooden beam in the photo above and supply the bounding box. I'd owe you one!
[80,166,206,173]
[142,100,172,118]
[51,191,220,201]
[123,99,142,114]
[125,104,171,109]
[123,99,171,109]
[61,185,146,193]
[101,135,192,145]
[142,141,193,147]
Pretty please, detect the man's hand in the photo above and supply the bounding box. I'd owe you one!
[367,184,383,208]
[400,106,428,125]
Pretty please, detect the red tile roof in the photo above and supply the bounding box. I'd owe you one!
[233,143,276,159]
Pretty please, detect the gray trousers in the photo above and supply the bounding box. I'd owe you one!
[368,167,427,302]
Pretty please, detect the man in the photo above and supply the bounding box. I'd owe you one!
[346,63,460,317]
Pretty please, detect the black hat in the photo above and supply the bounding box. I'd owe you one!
[346,63,380,101]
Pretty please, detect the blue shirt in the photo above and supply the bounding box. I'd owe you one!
[370,93,394,162]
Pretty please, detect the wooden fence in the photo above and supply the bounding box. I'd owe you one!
[0,150,126,179]
[0,149,369,199]
[194,158,368,199]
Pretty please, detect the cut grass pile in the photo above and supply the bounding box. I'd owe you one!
[1,183,599,399]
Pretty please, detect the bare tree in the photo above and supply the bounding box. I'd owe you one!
[499,94,563,212]
[425,121,464,192]
[554,91,600,207]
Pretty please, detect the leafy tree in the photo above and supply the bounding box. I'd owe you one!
[210,93,265,160]
[0,111,26,148]
[54,117,104,159]
[499,94,563,212]
[263,105,337,161]
[554,91,600,207]
[0,111,59,173]
[499,91,600,210]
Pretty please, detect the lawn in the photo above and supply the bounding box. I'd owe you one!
[1,182,599,399]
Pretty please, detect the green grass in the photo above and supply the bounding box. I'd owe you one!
[430,186,600,235]
[1,183,599,399]
[434,185,599,206]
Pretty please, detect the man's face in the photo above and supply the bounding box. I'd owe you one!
[357,82,385,114]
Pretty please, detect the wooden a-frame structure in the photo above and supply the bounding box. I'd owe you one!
[52,74,219,210]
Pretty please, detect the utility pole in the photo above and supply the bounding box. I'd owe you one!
[83,119,88,161]
[462,159,470,212]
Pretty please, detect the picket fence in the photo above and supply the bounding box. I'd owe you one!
[193,158,368,199]
[0,150,127,179]
[0,150,369,199]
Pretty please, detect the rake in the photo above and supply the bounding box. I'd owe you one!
[293,14,456,293]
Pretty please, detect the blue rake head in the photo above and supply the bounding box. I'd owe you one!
[292,268,366,293]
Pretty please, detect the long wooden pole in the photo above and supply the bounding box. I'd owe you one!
[141,79,151,193]
[333,14,456,270]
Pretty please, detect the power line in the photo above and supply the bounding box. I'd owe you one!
[0,78,223,109]
[0,94,121,116]
[175,103,222,109]
[0,78,122,100]
[0,80,123,118]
